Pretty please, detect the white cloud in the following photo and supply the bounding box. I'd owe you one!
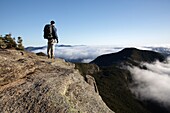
[128,58,170,107]
[30,45,170,63]
[32,45,123,63]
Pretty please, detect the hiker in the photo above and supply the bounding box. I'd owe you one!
[43,20,59,59]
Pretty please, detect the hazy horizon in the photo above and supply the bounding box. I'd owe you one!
[28,45,170,63]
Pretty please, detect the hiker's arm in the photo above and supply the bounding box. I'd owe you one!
[52,27,59,41]
[55,32,59,43]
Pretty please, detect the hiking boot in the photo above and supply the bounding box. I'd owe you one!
[51,56,55,59]
[48,55,50,59]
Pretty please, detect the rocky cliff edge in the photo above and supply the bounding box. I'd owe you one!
[0,49,114,113]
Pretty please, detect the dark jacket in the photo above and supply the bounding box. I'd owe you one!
[51,25,58,40]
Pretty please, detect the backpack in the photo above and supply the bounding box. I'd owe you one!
[43,24,52,39]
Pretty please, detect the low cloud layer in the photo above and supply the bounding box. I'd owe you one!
[31,45,151,63]
[32,45,124,62]
[128,57,170,108]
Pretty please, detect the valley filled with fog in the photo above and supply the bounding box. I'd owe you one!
[28,45,170,63]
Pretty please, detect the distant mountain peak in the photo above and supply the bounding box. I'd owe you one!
[91,47,165,67]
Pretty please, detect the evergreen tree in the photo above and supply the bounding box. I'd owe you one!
[17,37,24,50]
[5,34,17,49]
[1,34,17,49]
[0,35,7,49]
[0,34,24,50]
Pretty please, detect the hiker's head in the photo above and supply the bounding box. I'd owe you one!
[50,21,55,25]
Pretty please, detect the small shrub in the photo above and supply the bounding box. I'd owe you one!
[0,34,24,50]
[16,37,24,50]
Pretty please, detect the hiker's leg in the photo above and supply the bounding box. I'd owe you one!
[51,44,54,59]
[47,42,50,58]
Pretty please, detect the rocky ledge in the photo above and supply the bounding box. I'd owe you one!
[0,49,114,113]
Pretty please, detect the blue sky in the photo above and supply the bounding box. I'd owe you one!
[0,0,170,47]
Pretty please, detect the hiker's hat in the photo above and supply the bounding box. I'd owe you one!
[51,20,55,24]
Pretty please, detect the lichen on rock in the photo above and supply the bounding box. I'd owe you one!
[0,49,114,113]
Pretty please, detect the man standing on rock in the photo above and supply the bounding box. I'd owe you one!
[43,20,59,59]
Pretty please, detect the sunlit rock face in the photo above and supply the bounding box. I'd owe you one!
[0,49,114,113]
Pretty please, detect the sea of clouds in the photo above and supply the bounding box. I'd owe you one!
[128,57,170,108]
[31,45,151,63]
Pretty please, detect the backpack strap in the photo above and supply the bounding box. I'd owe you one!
[50,25,53,35]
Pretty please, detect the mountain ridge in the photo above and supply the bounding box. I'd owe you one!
[76,47,169,113]
[90,47,165,67]
[25,45,170,63]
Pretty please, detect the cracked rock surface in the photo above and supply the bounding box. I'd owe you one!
[0,49,114,113]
